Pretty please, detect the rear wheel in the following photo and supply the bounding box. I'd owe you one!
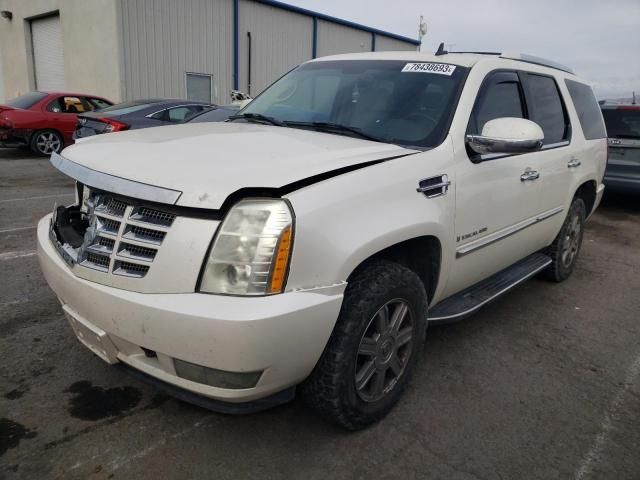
[302,260,428,430]
[541,197,586,282]
[30,130,63,156]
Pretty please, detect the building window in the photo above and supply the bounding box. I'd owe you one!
[186,73,213,103]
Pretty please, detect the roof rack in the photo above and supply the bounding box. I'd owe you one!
[449,51,501,56]
[500,53,574,74]
[432,43,574,74]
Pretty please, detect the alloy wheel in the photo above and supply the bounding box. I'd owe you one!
[561,213,582,267]
[35,132,61,155]
[355,299,414,402]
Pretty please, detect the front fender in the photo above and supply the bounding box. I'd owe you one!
[284,140,455,302]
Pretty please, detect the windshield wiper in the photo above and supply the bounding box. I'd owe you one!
[228,112,285,127]
[284,121,382,142]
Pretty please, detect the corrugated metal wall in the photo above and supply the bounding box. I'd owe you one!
[120,0,234,103]
[316,20,372,57]
[375,35,417,52]
[237,0,312,95]
[118,0,418,102]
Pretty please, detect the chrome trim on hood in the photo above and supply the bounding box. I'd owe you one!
[50,152,182,205]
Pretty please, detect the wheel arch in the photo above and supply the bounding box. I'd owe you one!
[346,235,442,304]
[574,179,597,218]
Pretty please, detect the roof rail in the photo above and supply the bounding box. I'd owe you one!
[500,53,574,74]
[449,51,501,56]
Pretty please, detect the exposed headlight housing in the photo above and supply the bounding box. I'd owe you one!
[199,199,294,296]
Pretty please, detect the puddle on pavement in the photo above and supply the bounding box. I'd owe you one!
[0,418,37,457]
[65,380,142,421]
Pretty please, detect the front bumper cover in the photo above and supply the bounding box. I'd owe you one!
[37,214,344,406]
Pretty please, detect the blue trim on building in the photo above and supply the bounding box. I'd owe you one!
[371,32,376,52]
[233,0,239,90]
[312,16,318,58]
[255,0,420,45]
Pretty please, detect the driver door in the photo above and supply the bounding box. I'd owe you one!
[446,71,545,296]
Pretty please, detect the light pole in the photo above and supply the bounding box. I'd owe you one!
[418,16,428,51]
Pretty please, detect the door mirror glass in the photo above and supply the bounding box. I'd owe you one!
[466,117,544,155]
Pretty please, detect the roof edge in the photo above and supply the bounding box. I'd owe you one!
[254,0,421,45]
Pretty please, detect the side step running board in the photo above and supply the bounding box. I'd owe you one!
[429,252,552,325]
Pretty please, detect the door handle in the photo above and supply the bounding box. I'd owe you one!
[568,157,582,168]
[520,169,540,182]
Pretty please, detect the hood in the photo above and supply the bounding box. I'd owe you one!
[62,122,417,209]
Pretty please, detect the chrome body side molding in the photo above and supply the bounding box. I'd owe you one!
[456,206,564,258]
[50,152,182,205]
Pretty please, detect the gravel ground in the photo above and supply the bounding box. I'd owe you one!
[1,149,639,480]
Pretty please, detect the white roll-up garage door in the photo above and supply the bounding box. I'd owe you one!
[31,14,65,91]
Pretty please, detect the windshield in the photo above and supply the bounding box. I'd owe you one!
[241,60,467,147]
[188,107,238,123]
[5,92,47,109]
[602,108,640,139]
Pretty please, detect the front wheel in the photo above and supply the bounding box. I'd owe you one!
[541,197,586,282]
[30,130,64,156]
[302,260,428,430]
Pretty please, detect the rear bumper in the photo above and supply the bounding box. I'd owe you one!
[0,129,29,146]
[604,174,640,194]
[37,214,344,405]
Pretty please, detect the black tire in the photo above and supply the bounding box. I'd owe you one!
[301,259,428,430]
[540,197,586,282]
[30,129,64,156]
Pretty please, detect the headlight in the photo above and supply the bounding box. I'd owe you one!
[199,199,294,295]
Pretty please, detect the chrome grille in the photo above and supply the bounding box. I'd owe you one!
[117,242,157,262]
[123,225,167,245]
[95,198,127,217]
[130,207,176,227]
[82,252,110,272]
[96,217,121,235]
[76,191,173,278]
[113,260,150,278]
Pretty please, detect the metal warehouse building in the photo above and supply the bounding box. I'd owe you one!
[0,0,419,104]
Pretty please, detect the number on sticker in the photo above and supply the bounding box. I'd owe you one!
[401,63,456,76]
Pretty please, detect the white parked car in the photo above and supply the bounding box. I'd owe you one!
[37,50,607,429]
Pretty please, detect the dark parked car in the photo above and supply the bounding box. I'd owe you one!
[186,105,240,123]
[73,99,213,140]
[0,91,113,155]
[601,104,640,193]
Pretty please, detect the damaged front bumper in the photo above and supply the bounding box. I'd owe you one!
[37,213,344,409]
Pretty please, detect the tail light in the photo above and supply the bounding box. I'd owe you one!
[98,118,129,133]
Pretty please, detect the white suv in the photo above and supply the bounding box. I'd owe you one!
[37,50,607,429]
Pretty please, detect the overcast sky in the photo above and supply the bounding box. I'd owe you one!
[287,0,640,99]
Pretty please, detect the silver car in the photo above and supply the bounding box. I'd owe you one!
[602,104,640,193]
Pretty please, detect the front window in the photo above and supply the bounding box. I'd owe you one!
[240,60,467,148]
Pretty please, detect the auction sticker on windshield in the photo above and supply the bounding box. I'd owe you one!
[401,63,456,75]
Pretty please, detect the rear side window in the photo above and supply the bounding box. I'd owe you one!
[564,79,606,140]
[6,91,47,109]
[468,71,524,134]
[523,74,570,145]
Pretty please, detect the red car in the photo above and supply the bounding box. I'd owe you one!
[0,91,113,156]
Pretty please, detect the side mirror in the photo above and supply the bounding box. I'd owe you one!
[466,117,544,155]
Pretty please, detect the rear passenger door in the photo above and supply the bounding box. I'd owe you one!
[519,72,572,232]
